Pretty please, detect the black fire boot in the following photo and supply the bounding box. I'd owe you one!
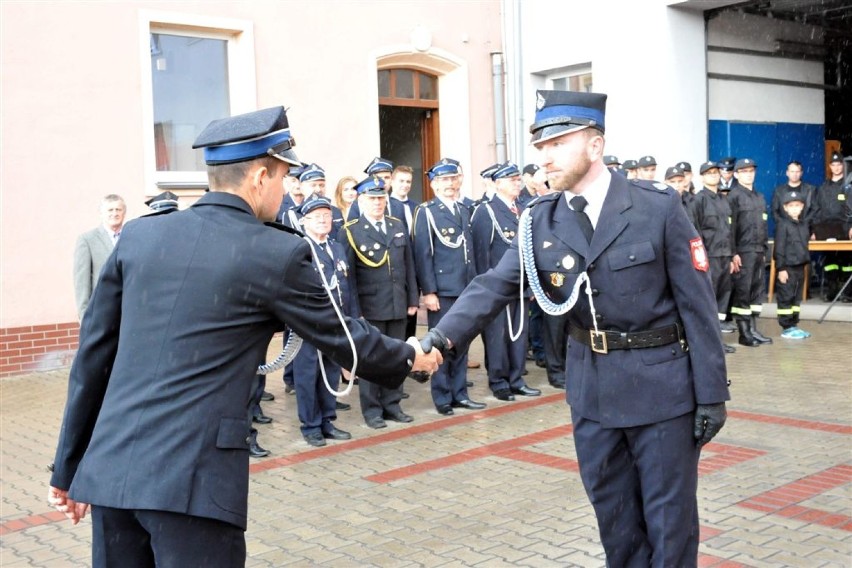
[749,315,773,344]
[737,318,760,347]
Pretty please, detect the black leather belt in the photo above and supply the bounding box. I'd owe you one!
[568,323,685,354]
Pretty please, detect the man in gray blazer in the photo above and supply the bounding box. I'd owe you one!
[72,194,126,319]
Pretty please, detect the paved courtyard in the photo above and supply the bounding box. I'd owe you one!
[2,312,851,567]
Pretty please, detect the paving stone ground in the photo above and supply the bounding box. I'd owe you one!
[1,310,850,567]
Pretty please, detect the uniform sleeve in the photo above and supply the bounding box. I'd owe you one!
[729,192,740,254]
[433,238,522,351]
[338,230,362,319]
[72,235,94,320]
[773,222,787,271]
[403,239,419,308]
[470,206,492,274]
[273,239,414,388]
[662,192,730,405]
[412,206,438,295]
[52,241,124,489]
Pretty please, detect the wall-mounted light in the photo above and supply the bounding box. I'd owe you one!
[411,26,432,52]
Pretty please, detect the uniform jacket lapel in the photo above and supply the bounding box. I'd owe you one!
[549,194,590,258]
[587,176,632,265]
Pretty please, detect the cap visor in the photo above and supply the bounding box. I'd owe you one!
[530,124,589,145]
[272,148,302,167]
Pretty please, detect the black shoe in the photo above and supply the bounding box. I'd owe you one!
[252,413,273,424]
[466,381,474,387]
[335,401,351,411]
[303,432,326,447]
[535,357,547,368]
[365,416,387,429]
[436,404,454,416]
[384,411,414,423]
[452,399,487,410]
[511,386,541,397]
[400,392,410,399]
[284,384,295,395]
[749,315,773,344]
[261,391,275,402]
[323,426,352,440]
[494,389,515,401]
[250,441,271,457]
[549,379,566,389]
[736,319,760,347]
[522,369,529,376]
[723,344,737,354]
[720,321,736,334]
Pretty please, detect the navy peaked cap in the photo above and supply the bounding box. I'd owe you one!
[300,196,333,216]
[491,162,521,180]
[364,157,394,175]
[355,176,386,195]
[299,163,326,182]
[145,191,179,211]
[192,106,300,166]
[638,155,657,167]
[428,158,461,180]
[530,90,607,143]
[734,158,757,170]
[480,163,501,179]
[603,155,620,166]
[664,166,684,180]
[622,159,638,170]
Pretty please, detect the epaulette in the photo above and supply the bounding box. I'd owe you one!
[631,179,674,196]
[264,221,304,237]
[343,218,359,228]
[528,192,560,207]
[386,215,402,223]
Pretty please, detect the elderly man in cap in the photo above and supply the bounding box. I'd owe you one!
[413,159,486,415]
[299,163,345,239]
[339,176,419,428]
[345,157,396,221]
[470,162,540,402]
[416,90,729,567]
[47,106,440,567]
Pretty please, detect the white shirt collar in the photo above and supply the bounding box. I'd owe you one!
[494,193,516,209]
[565,168,611,228]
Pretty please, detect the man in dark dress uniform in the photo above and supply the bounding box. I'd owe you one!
[292,197,358,446]
[47,106,440,567]
[470,162,540,401]
[340,176,419,428]
[413,159,486,415]
[417,90,729,567]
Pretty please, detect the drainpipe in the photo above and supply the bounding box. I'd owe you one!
[491,52,507,163]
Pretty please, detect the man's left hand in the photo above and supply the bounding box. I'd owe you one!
[47,486,89,525]
[694,402,727,447]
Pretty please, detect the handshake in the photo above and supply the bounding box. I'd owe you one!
[406,329,452,384]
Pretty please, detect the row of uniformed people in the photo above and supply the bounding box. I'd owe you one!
[257,155,548,448]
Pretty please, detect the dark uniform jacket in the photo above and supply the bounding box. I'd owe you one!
[470,197,518,273]
[771,182,815,223]
[307,238,359,317]
[339,215,418,322]
[688,188,733,257]
[728,186,769,254]
[773,216,811,271]
[50,192,414,530]
[412,198,477,297]
[432,174,730,428]
[811,179,846,227]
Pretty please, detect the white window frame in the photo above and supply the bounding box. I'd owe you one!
[139,10,256,193]
[546,63,593,93]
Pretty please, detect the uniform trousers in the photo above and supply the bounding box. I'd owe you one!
[427,296,471,406]
[482,299,528,393]
[731,251,765,319]
[359,318,405,420]
[292,346,340,435]
[776,264,806,329]
[528,302,545,360]
[708,256,733,321]
[572,411,700,568]
[91,506,245,568]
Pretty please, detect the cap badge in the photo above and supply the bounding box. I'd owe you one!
[536,92,546,110]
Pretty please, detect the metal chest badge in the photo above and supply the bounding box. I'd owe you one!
[550,273,565,287]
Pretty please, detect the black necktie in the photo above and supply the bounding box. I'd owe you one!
[570,195,594,244]
[375,221,384,234]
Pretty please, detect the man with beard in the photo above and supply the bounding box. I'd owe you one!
[416,90,729,567]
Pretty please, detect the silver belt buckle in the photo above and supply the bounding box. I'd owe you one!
[590,330,608,354]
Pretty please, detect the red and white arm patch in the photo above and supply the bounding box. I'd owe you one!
[689,237,709,272]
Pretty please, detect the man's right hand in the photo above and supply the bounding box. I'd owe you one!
[423,293,440,312]
[406,337,442,377]
[47,486,89,525]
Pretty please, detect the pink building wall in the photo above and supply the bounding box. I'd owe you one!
[0,0,502,376]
